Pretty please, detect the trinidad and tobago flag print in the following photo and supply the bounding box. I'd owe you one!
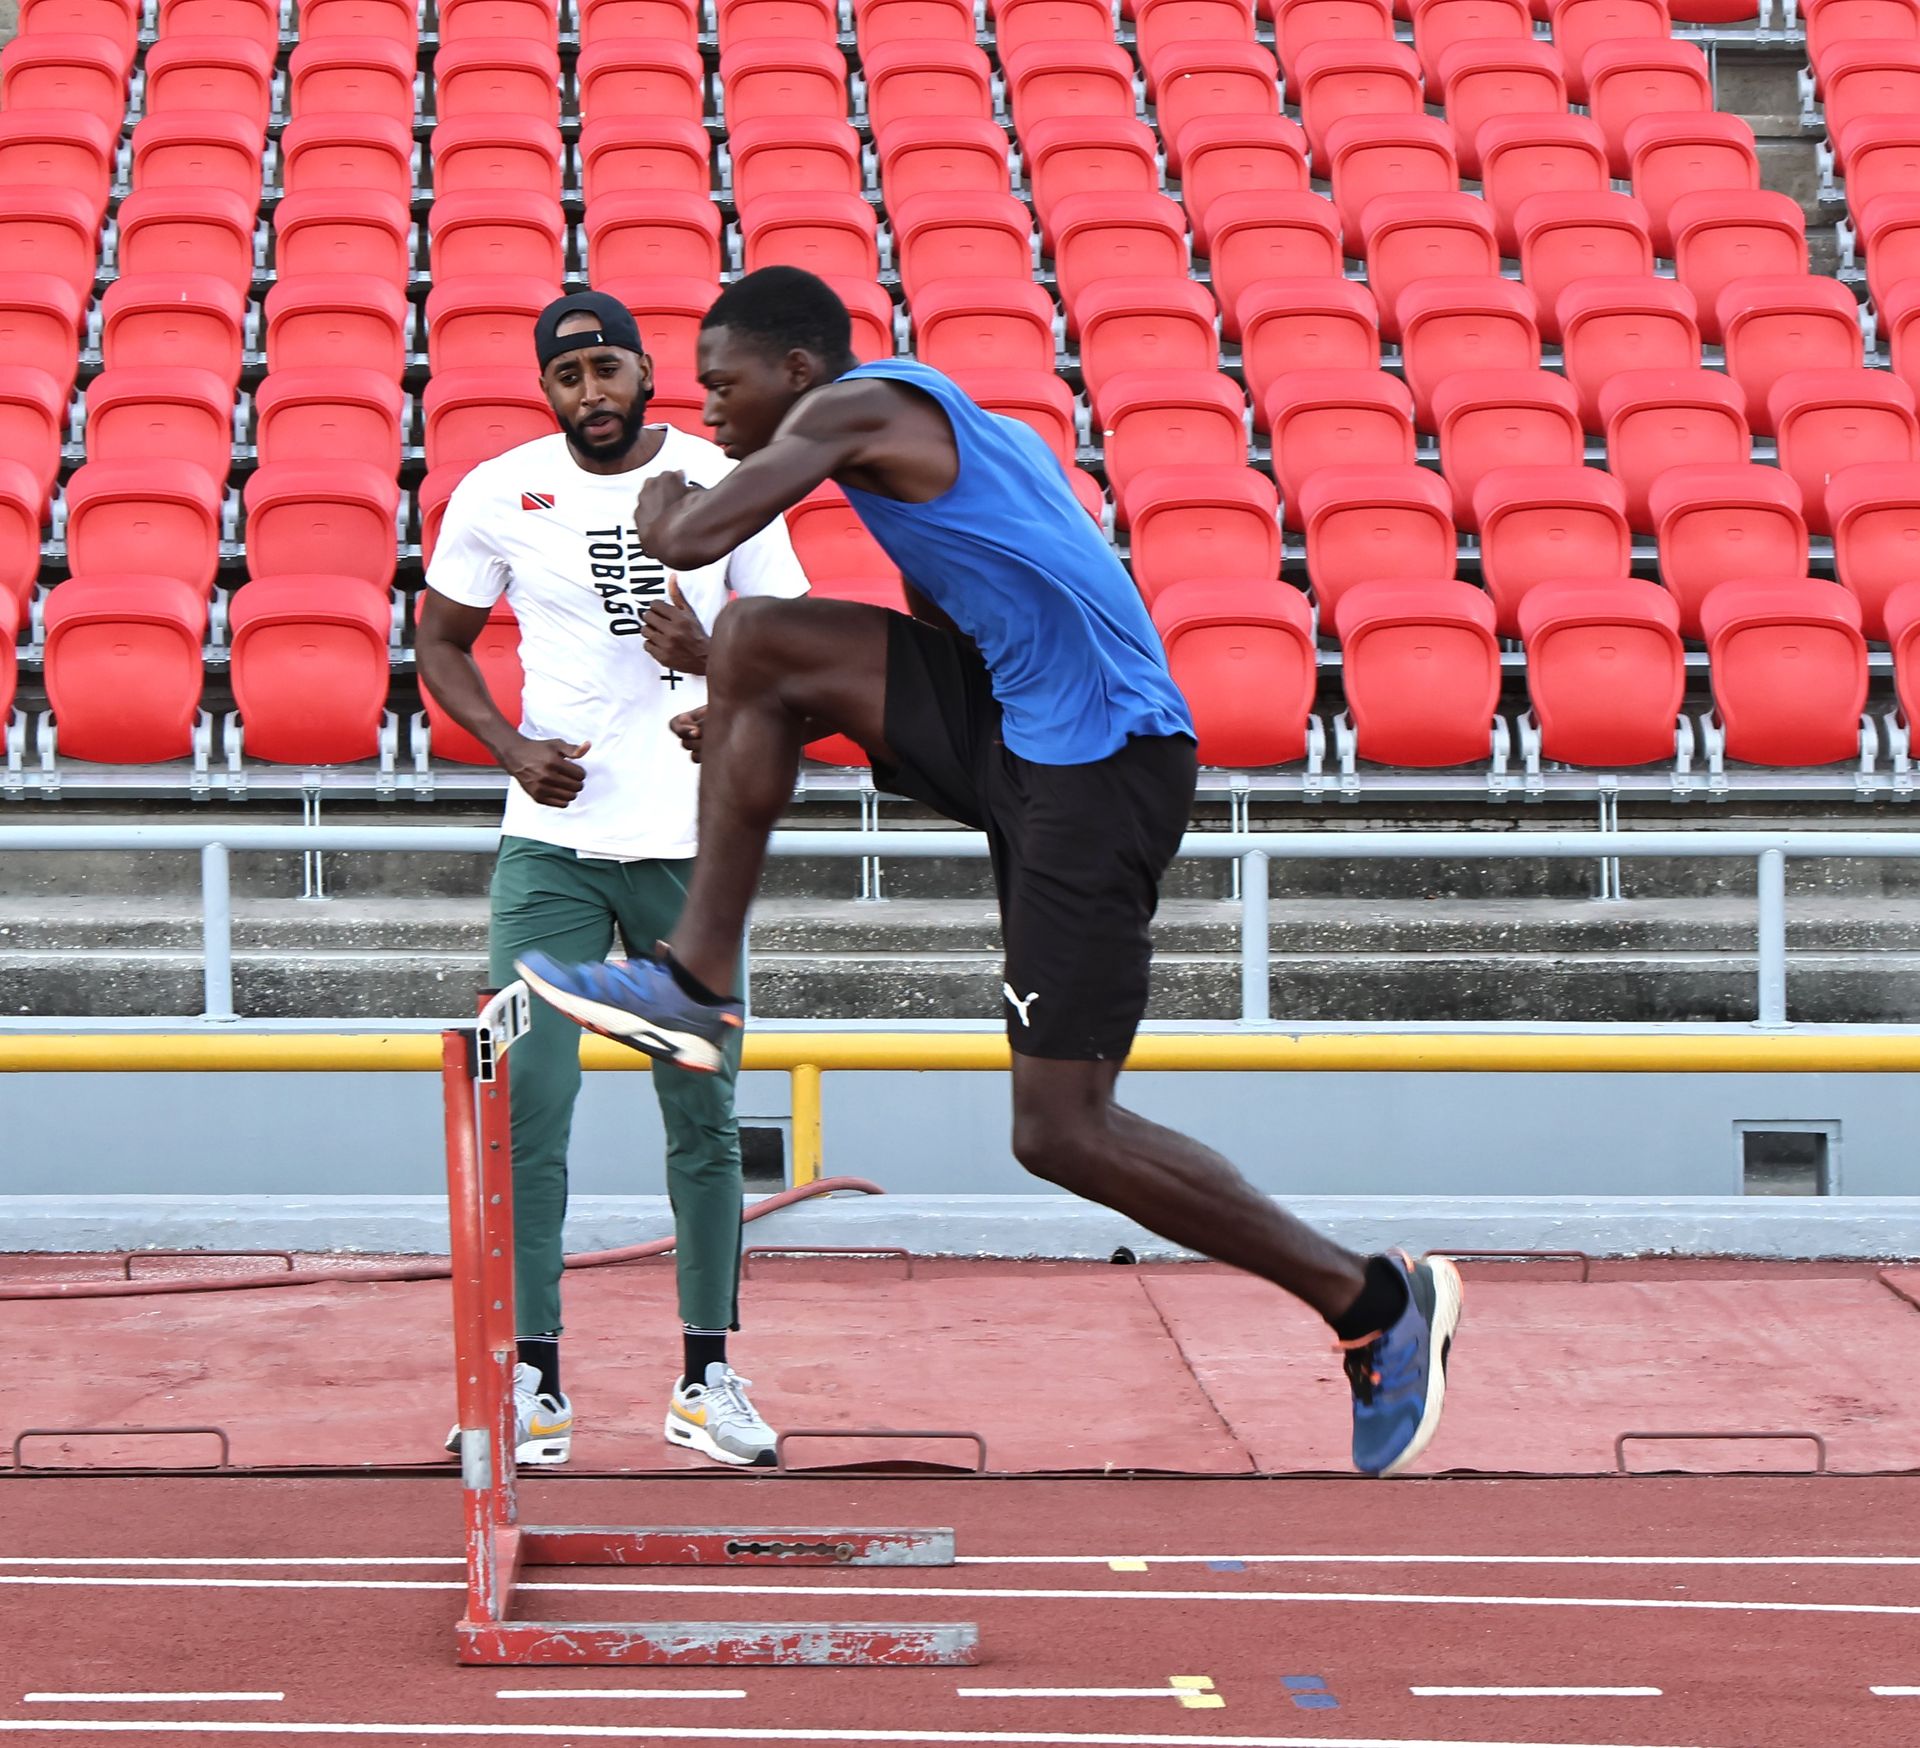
[520,491,555,511]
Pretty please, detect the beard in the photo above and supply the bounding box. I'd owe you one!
[562,395,650,461]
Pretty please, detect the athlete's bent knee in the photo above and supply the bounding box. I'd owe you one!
[1011,1108,1106,1194]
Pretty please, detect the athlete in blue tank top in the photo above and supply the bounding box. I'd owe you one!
[515,268,1463,1479]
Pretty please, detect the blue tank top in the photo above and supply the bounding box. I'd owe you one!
[836,359,1194,765]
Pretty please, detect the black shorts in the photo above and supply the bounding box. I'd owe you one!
[872,613,1197,1061]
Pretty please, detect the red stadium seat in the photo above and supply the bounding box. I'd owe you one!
[874,117,1011,209]
[860,41,991,133]
[1152,43,1284,174]
[855,0,974,48]
[1886,579,1920,729]
[419,599,524,765]
[1322,114,1457,248]
[1291,41,1423,170]
[423,368,558,470]
[716,38,847,124]
[1027,116,1162,254]
[1396,278,1540,431]
[1824,462,1920,639]
[824,277,897,363]
[578,117,710,203]
[727,117,862,208]
[718,0,836,47]
[1272,0,1392,79]
[741,191,880,279]
[1622,112,1761,256]
[1068,466,1106,522]
[130,112,264,199]
[0,587,16,722]
[1436,41,1565,178]
[994,0,1113,56]
[1855,191,1920,310]
[243,461,401,589]
[424,276,555,375]
[1669,190,1808,343]
[1668,0,1754,23]
[284,114,416,205]
[1717,276,1864,436]
[430,116,564,201]
[426,192,563,285]
[1264,369,1417,526]
[949,367,1079,465]
[416,461,475,568]
[1599,367,1751,532]
[0,274,86,406]
[1002,43,1136,141]
[1648,462,1807,637]
[437,0,556,36]
[785,484,899,581]
[1549,0,1670,101]
[0,458,42,606]
[64,459,223,595]
[0,109,114,218]
[303,0,423,37]
[1151,578,1319,766]
[594,276,720,372]
[912,280,1057,374]
[43,574,207,763]
[1124,464,1282,600]
[286,36,414,121]
[0,34,130,132]
[83,366,234,484]
[1886,279,1920,404]
[1770,367,1920,536]
[1075,277,1220,397]
[433,38,561,121]
[159,0,278,46]
[1831,115,1920,192]
[1359,194,1500,343]
[1098,370,1248,526]
[646,365,712,434]
[1581,39,1713,176]
[892,192,1034,303]
[577,39,705,121]
[1333,577,1500,766]
[1179,115,1312,252]
[19,0,139,60]
[1136,0,1256,87]
[1410,0,1530,89]
[1820,44,1920,156]
[1206,192,1343,340]
[0,366,70,513]
[1557,276,1700,432]
[115,187,258,296]
[1701,578,1868,766]
[0,186,101,300]
[1432,369,1583,529]
[1474,113,1610,256]
[1472,465,1632,634]
[229,576,393,765]
[253,366,407,471]
[1806,0,1920,91]
[585,191,724,281]
[266,275,413,377]
[1051,194,1192,330]
[1238,279,1380,420]
[1519,577,1684,766]
[278,189,416,287]
[100,274,246,387]
[1298,463,1454,621]
[1515,194,1655,344]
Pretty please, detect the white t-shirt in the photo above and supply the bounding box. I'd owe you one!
[426,426,809,860]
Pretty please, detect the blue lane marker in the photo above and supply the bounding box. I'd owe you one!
[1283,1676,1340,1711]
[1208,1559,1247,1572]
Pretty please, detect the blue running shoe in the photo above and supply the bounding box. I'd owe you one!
[1339,1251,1463,1478]
[515,948,742,1073]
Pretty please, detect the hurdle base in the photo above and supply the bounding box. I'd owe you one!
[457,1619,981,1666]
[519,1525,958,1566]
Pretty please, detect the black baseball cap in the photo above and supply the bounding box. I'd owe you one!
[534,291,646,369]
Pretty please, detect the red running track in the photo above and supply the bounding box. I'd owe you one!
[3,1472,1919,1747]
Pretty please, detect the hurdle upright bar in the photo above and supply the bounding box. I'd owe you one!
[441,984,980,1667]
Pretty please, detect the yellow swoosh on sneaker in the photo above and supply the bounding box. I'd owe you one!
[670,1402,707,1428]
[526,1412,572,1437]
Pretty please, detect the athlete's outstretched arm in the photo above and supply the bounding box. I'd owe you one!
[634,381,893,568]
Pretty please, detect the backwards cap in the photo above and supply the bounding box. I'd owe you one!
[534,290,646,369]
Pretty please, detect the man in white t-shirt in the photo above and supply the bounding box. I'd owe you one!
[417,291,808,1470]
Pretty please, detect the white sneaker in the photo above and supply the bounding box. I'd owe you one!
[664,1363,777,1468]
[444,1361,573,1467]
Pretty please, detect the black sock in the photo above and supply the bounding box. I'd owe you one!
[682,1326,728,1387]
[1328,1256,1411,1344]
[517,1334,560,1399]
[661,946,733,1008]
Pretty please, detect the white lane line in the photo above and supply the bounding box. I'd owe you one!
[0,1559,462,1569]
[1411,1688,1662,1699]
[1871,1687,1920,1696]
[496,1693,746,1702]
[0,1721,1735,1746]
[23,1696,284,1705]
[955,1692,1189,1701]
[2,1573,1915,1617]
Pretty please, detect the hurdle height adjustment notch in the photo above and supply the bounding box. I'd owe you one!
[443,985,979,1667]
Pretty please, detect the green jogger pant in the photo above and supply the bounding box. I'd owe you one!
[488,835,744,1338]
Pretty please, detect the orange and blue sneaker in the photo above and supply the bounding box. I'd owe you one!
[516,948,742,1074]
[1338,1251,1463,1478]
